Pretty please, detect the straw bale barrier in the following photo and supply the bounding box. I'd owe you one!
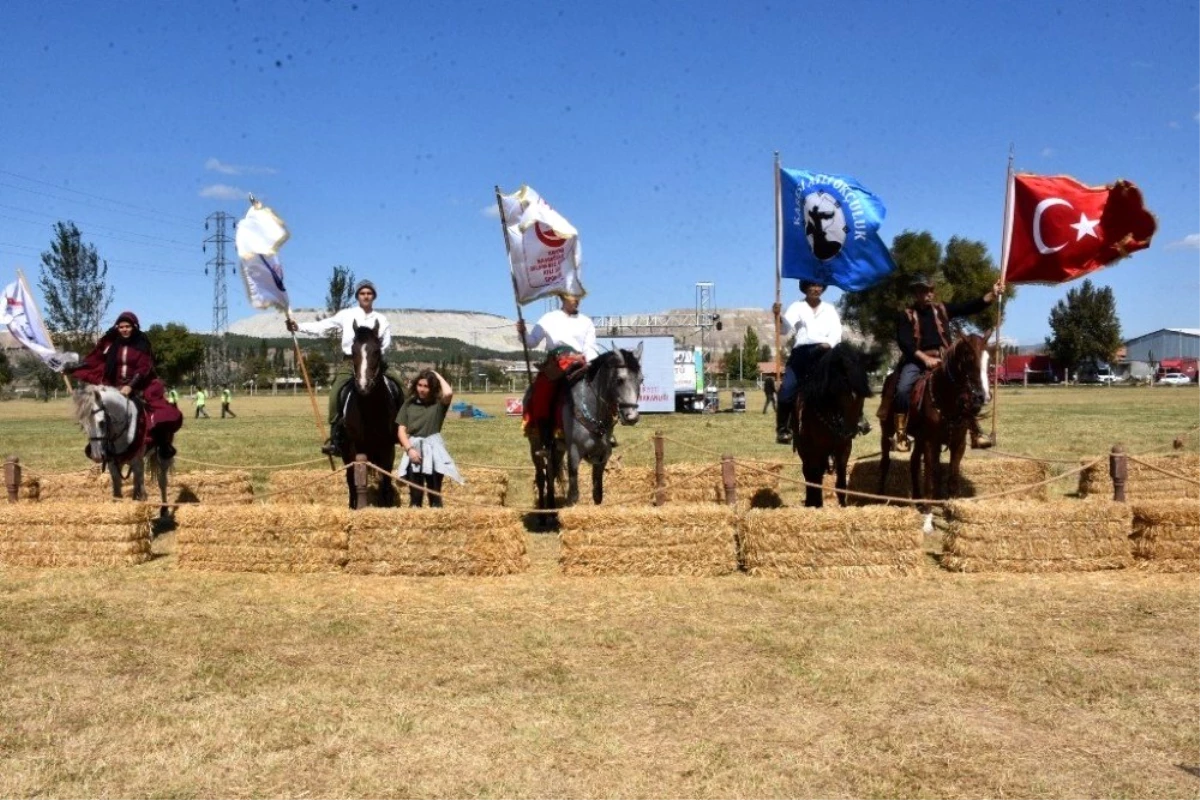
[1130,500,1199,573]
[558,505,738,576]
[0,503,152,567]
[35,470,111,503]
[345,508,527,576]
[531,466,657,507]
[170,470,255,505]
[847,456,1051,504]
[176,506,350,573]
[431,467,509,507]
[942,501,1133,573]
[1078,453,1199,500]
[267,468,374,506]
[740,507,924,578]
[8,473,40,502]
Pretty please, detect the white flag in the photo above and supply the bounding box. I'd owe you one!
[500,185,585,304]
[236,200,291,311]
[0,276,77,371]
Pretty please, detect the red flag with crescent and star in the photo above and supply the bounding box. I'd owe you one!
[1003,174,1157,285]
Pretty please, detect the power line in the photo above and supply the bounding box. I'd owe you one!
[0,202,196,247]
[0,242,195,276]
[0,211,196,254]
[0,180,195,230]
[0,168,196,224]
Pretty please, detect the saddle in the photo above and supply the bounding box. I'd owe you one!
[336,374,404,416]
[878,370,936,431]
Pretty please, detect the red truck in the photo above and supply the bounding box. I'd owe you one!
[993,354,1063,384]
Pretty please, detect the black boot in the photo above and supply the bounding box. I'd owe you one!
[969,417,994,449]
[151,429,176,461]
[775,403,793,444]
[322,420,345,457]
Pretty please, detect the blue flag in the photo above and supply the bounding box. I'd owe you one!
[779,168,896,292]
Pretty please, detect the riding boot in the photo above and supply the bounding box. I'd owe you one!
[969,417,994,449]
[894,412,911,452]
[775,402,793,444]
[151,428,176,461]
[321,419,345,457]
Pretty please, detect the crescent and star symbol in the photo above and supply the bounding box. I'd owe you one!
[1032,198,1101,254]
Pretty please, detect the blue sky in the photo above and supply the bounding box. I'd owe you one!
[1,0,1196,345]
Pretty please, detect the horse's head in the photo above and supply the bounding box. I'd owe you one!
[804,342,874,439]
[945,330,992,411]
[351,321,383,394]
[591,342,644,426]
[75,385,135,464]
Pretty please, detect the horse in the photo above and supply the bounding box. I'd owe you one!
[788,342,875,507]
[529,344,644,511]
[339,321,401,509]
[75,385,171,517]
[878,332,992,515]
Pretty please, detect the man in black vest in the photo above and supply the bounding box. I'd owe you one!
[881,274,1001,451]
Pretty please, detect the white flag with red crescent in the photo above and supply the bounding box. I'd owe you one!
[0,275,77,371]
[236,200,291,310]
[500,185,585,305]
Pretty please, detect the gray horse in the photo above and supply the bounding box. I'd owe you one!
[531,344,644,510]
[76,385,171,517]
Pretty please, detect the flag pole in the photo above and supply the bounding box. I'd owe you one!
[495,185,535,386]
[991,145,1015,443]
[773,152,784,383]
[285,307,332,468]
[16,267,72,393]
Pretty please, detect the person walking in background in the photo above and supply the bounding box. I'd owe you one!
[167,386,179,406]
[194,387,210,419]
[220,384,237,418]
[762,374,777,414]
[396,368,462,508]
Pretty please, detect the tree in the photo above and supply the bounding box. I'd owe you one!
[741,327,761,381]
[145,323,206,387]
[326,265,356,314]
[303,350,330,386]
[0,350,12,391]
[1045,279,1122,372]
[16,354,60,401]
[39,221,113,356]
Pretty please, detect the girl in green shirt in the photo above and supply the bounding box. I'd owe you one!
[395,369,462,507]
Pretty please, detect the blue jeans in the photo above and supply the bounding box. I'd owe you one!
[893,362,924,413]
[779,345,825,405]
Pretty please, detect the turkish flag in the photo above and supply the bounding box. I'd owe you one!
[1004,174,1156,285]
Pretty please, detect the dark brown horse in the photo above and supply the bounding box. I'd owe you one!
[878,332,991,512]
[790,342,874,507]
[340,322,401,508]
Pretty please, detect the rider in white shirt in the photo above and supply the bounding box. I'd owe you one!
[772,279,842,444]
[287,279,392,455]
[516,292,598,443]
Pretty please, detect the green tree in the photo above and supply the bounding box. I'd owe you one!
[39,221,113,356]
[838,230,1013,353]
[146,323,206,386]
[740,327,761,381]
[16,354,60,401]
[324,265,356,358]
[1045,278,1122,372]
[0,350,12,390]
[303,349,330,386]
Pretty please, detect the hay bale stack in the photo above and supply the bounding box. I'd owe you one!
[558,505,738,576]
[171,470,255,505]
[1130,500,1199,572]
[740,507,924,578]
[0,504,152,567]
[346,508,527,576]
[6,473,40,502]
[663,463,723,504]
[35,470,111,503]
[176,506,350,573]
[1079,453,1199,500]
[266,468,368,506]
[434,467,509,507]
[942,501,1133,573]
[848,456,1052,504]
[531,466,657,507]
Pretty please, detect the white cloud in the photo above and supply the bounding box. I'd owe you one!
[204,157,277,176]
[1168,233,1200,249]
[482,203,500,218]
[1040,147,1054,157]
[1168,120,1181,129]
[199,183,246,200]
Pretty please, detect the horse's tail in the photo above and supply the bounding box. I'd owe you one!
[146,450,174,484]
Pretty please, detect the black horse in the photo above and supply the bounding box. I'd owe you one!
[791,342,874,507]
[530,344,644,510]
[339,321,401,508]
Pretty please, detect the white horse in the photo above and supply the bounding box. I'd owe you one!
[75,385,171,516]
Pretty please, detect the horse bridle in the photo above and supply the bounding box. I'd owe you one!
[89,393,135,464]
[574,360,638,439]
[929,340,983,427]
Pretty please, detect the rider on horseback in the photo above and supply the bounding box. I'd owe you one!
[772,279,842,445]
[286,279,393,456]
[516,291,598,450]
[879,274,1001,452]
[64,310,183,460]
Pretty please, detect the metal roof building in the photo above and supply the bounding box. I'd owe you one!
[1123,328,1200,362]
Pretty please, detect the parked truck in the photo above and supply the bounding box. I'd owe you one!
[674,347,705,412]
[994,354,1062,384]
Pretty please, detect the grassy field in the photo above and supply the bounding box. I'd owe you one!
[0,386,1198,798]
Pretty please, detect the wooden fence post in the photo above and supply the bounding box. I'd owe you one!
[653,431,665,506]
[354,454,370,508]
[721,454,737,507]
[1109,444,1127,502]
[4,456,20,503]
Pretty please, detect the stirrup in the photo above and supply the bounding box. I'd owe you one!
[320,440,340,457]
[970,434,994,450]
[775,430,792,445]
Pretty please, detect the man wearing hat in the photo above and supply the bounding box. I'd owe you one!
[287,279,392,455]
[772,279,842,444]
[881,274,1001,451]
[516,291,598,447]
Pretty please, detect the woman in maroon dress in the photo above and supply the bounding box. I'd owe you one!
[66,311,183,459]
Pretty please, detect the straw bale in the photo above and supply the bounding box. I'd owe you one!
[848,457,1051,505]
[1129,500,1199,569]
[1078,453,1199,500]
[1132,559,1198,574]
[940,555,1131,573]
[740,507,924,577]
[0,539,150,557]
[0,552,151,568]
[174,556,344,574]
[35,471,112,503]
[1131,499,1200,529]
[175,505,352,573]
[768,563,926,579]
[171,470,255,505]
[944,534,1132,560]
[663,464,722,504]
[0,502,152,567]
[945,500,1131,528]
[345,508,528,576]
[558,505,738,576]
[437,468,509,507]
[6,474,40,502]
[266,468,385,506]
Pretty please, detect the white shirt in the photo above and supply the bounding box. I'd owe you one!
[522,309,598,360]
[781,300,842,349]
[296,307,393,356]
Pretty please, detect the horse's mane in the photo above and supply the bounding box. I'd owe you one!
[802,342,873,406]
[586,349,641,395]
[71,388,94,427]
